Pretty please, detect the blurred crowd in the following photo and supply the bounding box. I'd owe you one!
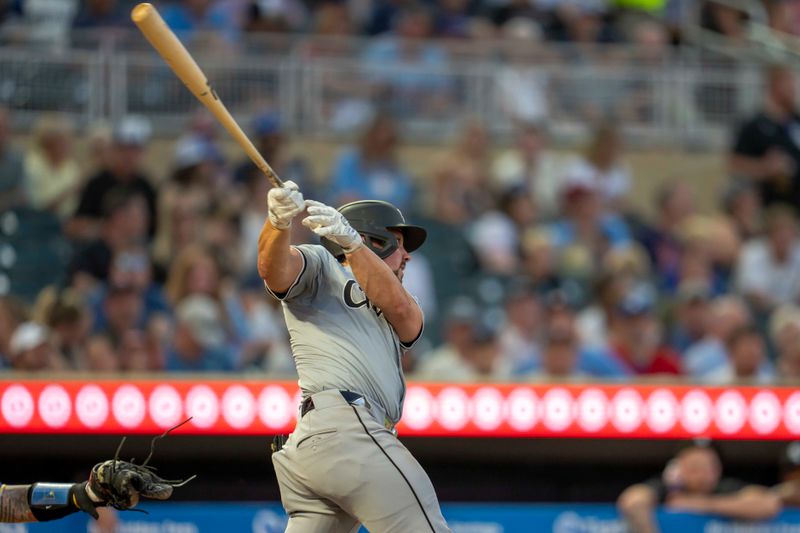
[2,55,800,385]
[0,0,798,51]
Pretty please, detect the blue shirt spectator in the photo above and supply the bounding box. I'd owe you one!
[165,295,235,372]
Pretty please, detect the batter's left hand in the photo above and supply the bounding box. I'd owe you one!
[302,200,363,253]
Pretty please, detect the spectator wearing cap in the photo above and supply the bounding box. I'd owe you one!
[683,296,751,379]
[23,113,81,220]
[609,283,682,376]
[166,295,235,372]
[416,297,511,381]
[329,113,413,211]
[0,107,28,212]
[69,116,157,241]
[68,188,150,290]
[706,325,775,384]
[492,123,566,217]
[771,304,800,380]
[736,205,800,315]
[6,322,66,371]
[543,287,630,378]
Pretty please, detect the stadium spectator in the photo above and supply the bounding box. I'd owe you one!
[682,295,749,378]
[73,0,127,28]
[0,107,28,212]
[166,295,235,372]
[735,205,800,314]
[68,189,150,289]
[329,113,413,211]
[417,298,511,381]
[95,283,144,345]
[730,65,800,211]
[560,123,631,212]
[160,0,241,45]
[83,334,119,372]
[468,185,535,275]
[491,122,565,216]
[23,114,81,220]
[497,280,541,375]
[771,304,800,380]
[32,287,90,368]
[576,271,630,348]
[529,322,582,380]
[82,121,113,181]
[165,244,250,361]
[0,0,78,47]
[542,287,629,377]
[638,181,695,282]
[706,324,774,384]
[722,178,763,240]
[608,283,682,375]
[70,116,157,241]
[0,296,28,366]
[666,281,712,354]
[539,0,616,43]
[243,0,309,34]
[618,443,782,533]
[433,0,474,38]
[361,5,453,116]
[520,230,561,293]
[547,183,631,280]
[433,119,494,222]
[6,321,66,371]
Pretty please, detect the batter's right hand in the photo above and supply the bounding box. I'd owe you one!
[268,180,305,230]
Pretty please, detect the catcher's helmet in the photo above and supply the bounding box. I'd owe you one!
[321,200,426,261]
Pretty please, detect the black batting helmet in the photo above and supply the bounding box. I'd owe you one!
[321,200,426,261]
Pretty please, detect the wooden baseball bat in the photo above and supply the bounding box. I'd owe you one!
[131,3,284,188]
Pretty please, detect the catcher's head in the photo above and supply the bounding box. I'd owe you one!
[321,200,426,262]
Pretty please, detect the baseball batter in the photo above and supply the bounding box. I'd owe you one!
[258,181,450,532]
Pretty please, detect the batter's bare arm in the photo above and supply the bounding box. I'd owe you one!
[258,181,306,293]
[346,246,422,342]
[0,485,36,522]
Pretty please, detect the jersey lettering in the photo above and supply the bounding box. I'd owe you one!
[343,279,383,317]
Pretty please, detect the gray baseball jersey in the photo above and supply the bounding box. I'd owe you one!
[268,244,419,424]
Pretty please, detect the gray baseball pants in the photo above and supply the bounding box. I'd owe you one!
[272,389,451,532]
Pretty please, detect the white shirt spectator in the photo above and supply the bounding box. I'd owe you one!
[416,344,512,382]
[492,151,567,215]
[736,238,800,306]
[493,66,549,124]
[560,156,631,207]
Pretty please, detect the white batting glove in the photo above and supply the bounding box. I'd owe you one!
[267,180,305,230]
[302,200,363,253]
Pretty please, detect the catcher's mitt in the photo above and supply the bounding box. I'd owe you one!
[75,419,196,519]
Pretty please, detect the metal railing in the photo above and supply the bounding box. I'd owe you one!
[0,33,775,148]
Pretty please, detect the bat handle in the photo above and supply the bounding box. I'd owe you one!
[257,161,283,188]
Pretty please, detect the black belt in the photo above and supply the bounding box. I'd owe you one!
[300,390,365,417]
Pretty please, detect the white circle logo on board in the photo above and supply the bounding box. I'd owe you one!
[576,388,609,433]
[506,388,538,432]
[149,385,183,429]
[1,385,34,428]
[680,390,713,434]
[112,385,146,428]
[749,391,781,435]
[258,386,292,429]
[436,387,470,431]
[222,385,256,430]
[785,392,800,435]
[611,389,644,433]
[646,389,678,434]
[186,385,220,429]
[402,386,436,431]
[76,385,109,429]
[714,390,747,434]
[542,388,574,433]
[38,384,71,428]
[472,387,505,432]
